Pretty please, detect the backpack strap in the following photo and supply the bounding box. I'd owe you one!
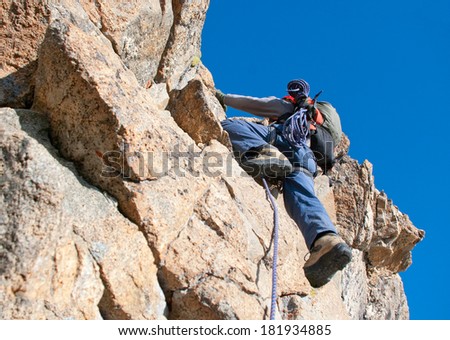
[307,91,325,126]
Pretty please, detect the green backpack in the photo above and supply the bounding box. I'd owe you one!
[315,101,342,146]
[308,100,343,172]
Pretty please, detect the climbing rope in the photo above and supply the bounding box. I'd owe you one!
[261,177,279,320]
[282,107,309,148]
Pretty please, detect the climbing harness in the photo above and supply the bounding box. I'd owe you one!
[262,177,280,320]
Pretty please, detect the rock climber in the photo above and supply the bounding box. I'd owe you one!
[216,79,352,288]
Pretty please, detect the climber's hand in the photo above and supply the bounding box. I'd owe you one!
[215,89,227,112]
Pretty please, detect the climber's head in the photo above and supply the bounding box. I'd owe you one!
[287,79,310,101]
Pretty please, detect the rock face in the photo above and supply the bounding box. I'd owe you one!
[1,108,165,319]
[79,0,174,87]
[0,1,50,108]
[0,1,424,320]
[167,78,230,146]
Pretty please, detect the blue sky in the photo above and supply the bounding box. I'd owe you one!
[201,0,450,320]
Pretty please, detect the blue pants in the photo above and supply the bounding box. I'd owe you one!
[221,119,337,249]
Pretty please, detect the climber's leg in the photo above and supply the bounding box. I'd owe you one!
[283,171,337,249]
[221,119,292,178]
[221,119,271,154]
[280,142,351,288]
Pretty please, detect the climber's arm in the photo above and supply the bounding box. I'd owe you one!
[223,94,294,118]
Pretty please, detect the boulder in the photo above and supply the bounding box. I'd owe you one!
[167,78,230,147]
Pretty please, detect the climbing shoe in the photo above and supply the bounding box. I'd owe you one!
[303,234,352,288]
[241,144,293,179]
